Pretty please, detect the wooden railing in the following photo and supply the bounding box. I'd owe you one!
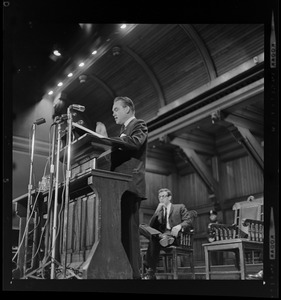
[207,219,264,243]
[242,219,264,242]
[178,229,194,248]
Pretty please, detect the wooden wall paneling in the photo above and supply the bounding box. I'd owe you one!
[73,198,80,252]
[216,131,247,162]
[196,211,212,236]
[65,200,74,263]
[143,171,173,209]
[146,146,177,175]
[178,172,210,208]
[219,156,264,201]
[146,156,175,175]
[223,123,264,171]
[170,171,181,204]
[80,196,87,255]
[139,207,155,225]
[85,193,96,259]
[194,237,207,263]
[74,197,83,262]
[170,138,224,214]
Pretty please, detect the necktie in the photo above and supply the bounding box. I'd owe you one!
[165,207,171,230]
[163,207,167,226]
[120,124,126,136]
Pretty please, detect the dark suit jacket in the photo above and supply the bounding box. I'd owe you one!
[110,118,148,199]
[149,203,193,232]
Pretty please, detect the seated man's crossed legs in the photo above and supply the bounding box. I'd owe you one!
[139,224,176,279]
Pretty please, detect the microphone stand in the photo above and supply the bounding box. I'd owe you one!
[50,121,62,279]
[62,106,73,278]
[23,123,36,277]
[42,122,56,270]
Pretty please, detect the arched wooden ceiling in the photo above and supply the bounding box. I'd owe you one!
[9,1,272,206]
[49,23,263,139]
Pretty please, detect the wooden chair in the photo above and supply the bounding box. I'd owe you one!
[158,227,196,279]
[202,196,264,280]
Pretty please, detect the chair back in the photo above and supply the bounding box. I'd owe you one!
[232,195,263,237]
[207,195,264,242]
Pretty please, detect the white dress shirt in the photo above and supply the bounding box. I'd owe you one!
[165,203,172,229]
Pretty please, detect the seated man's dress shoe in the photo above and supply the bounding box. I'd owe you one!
[159,236,175,247]
[143,268,156,280]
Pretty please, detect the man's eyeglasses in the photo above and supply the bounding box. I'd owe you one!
[158,194,169,199]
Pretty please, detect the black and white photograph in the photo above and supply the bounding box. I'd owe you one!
[3,0,279,297]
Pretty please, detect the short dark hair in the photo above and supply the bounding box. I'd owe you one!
[114,96,135,113]
[158,188,172,197]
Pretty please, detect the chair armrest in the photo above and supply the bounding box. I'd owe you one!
[178,228,194,248]
[242,219,263,226]
[242,219,264,242]
[207,223,237,242]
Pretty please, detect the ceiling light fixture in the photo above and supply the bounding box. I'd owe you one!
[53,49,62,57]
[49,44,63,61]
[79,74,88,84]
[112,46,121,56]
[48,24,138,102]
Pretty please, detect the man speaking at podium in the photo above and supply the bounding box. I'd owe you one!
[96,96,148,279]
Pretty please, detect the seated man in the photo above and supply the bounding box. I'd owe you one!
[139,188,194,279]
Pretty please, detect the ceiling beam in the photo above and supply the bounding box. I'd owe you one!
[171,137,219,195]
[212,112,264,171]
[88,74,115,98]
[148,78,264,143]
[226,124,264,171]
[156,53,263,117]
[123,45,166,107]
[169,135,216,156]
[224,113,263,135]
[179,24,217,81]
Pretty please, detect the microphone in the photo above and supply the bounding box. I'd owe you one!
[52,114,68,125]
[33,118,46,125]
[70,104,85,112]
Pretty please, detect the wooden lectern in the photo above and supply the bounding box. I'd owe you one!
[13,123,134,279]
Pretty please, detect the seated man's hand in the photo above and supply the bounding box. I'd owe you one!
[171,224,182,237]
[155,203,165,213]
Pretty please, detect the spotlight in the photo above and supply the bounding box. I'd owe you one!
[112,46,121,56]
[49,44,63,61]
[211,111,221,124]
[79,74,88,84]
[53,49,62,57]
